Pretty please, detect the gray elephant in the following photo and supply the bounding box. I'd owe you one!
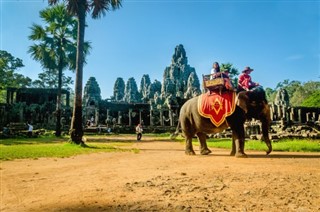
[172,87,272,157]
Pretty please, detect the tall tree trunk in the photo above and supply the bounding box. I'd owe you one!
[70,1,86,144]
[55,65,62,137]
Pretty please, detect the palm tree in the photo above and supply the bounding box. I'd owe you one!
[28,5,91,137]
[48,0,122,144]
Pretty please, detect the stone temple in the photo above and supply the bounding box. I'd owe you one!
[82,44,201,130]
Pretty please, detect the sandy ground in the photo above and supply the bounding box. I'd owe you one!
[1,135,320,212]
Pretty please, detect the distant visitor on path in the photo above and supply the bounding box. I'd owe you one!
[135,124,143,141]
[238,66,259,91]
[27,122,33,138]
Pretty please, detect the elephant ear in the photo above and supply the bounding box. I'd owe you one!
[236,91,249,113]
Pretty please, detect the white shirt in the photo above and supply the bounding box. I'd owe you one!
[28,124,33,132]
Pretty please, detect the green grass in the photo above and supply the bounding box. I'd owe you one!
[0,135,137,161]
[1,134,319,161]
[202,138,320,152]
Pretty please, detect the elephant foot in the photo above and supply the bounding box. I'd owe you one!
[185,150,196,155]
[230,151,236,156]
[266,149,272,155]
[235,153,248,158]
[201,148,212,155]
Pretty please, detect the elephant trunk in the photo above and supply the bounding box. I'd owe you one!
[170,121,180,140]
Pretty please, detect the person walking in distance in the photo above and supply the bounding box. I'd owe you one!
[136,123,143,141]
[27,122,33,138]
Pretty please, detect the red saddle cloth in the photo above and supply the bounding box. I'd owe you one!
[198,91,236,127]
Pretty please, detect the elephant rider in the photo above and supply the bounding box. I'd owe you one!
[210,62,221,79]
[238,66,259,91]
[221,69,234,91]
[208,62,234,91]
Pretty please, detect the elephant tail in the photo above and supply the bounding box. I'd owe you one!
[170,121,180,140]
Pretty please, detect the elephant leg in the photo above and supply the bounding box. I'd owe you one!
[230,137,236,156]
[262,119,272,155]
[185,136,196,155]
[232,126,247,158]
[197,132,211,155]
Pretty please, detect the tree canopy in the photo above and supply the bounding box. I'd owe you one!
[266,80,320,107]
[0,50,32,102]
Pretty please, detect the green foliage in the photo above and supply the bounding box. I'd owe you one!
[267,80,320,107]
[28,4,91,89]
[201,138,320,152]
[0,50,32,103]
[32,69,73,89]
[301,90,320,107]
[265,87,276,103]
[220,63,239,88]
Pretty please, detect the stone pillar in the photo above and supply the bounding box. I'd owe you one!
[306,113,311,122]
[312,112,316,122]
[128,109,132,126]
[278,105,282,119]
[118,111,122,125]
[160,110,164,126]
[139,109,142,125]
[289,108,295,122]
[169,110,174,126]
[270,104,274,121]
[150,110,153,126]
[282,106,287,119]
[298,109,302,123]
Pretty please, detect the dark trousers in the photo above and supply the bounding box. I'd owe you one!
[137,133,142,141]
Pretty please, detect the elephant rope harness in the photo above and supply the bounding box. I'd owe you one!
[198,91,236,127]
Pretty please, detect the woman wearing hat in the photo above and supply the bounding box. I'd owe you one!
[238,66,259,91]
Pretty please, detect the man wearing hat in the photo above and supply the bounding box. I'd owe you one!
[238,66,259,91]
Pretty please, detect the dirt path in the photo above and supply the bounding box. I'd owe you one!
[1,136,320,212]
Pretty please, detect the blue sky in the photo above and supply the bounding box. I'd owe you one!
[1,0,319,99]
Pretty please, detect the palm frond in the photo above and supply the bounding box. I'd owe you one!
[90,0,122,19]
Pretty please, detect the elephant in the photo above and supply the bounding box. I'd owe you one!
[172,87,272,157]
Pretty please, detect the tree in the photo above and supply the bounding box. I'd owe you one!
[276,79,301,98]
[290,81,320,107]
[301,90,320,108]
[29,5,90,137]
[32,69,73,89]
[48,0,122,144]
[265,87,276,103]
[0,50,32,103]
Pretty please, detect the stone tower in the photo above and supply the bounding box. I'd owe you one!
[83,77,102,126]
[160,44,201,108]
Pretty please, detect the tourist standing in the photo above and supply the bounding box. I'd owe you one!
[135,124,143,141]
[27,122,33,138]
